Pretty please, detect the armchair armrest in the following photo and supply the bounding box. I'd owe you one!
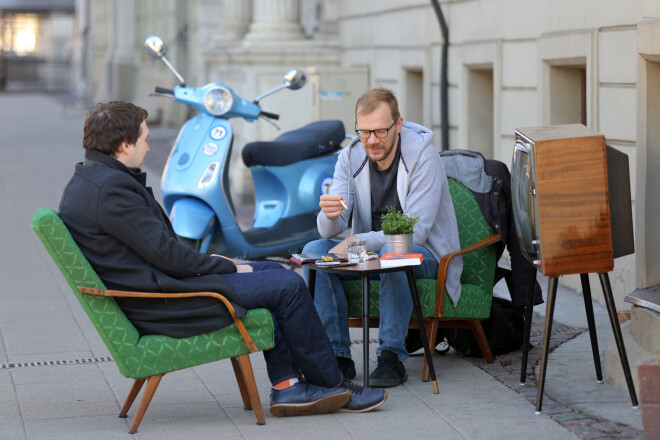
[77,286,258,353]
[433,233,501,316]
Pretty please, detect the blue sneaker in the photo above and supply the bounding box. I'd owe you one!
[337,380,388,413]
[270,382,350,417]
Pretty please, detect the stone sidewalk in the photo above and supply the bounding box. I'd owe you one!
[0,93,642,439]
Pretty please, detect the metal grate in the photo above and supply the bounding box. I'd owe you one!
[0,356,114,370]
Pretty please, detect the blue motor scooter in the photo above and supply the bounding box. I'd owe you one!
[144,36,345,259]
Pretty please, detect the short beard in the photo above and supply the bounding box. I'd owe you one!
[366,134,397,168]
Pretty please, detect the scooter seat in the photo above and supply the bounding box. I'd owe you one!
[242,120,345,167]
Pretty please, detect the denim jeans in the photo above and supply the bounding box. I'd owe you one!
[302,240,438,362]
[220,261,343,388]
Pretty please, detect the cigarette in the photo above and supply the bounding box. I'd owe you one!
[340,200,348,209]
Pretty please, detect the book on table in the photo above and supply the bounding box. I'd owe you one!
[380,253,424,268]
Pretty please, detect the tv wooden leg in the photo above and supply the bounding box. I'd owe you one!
[598,273,638,407]
[535,276,558,414]
[580,273,603,382]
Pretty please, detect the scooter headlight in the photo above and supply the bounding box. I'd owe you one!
[204,87,233,116]
[198,161,220,189]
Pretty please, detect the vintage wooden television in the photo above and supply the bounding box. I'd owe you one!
[511,124,634,277]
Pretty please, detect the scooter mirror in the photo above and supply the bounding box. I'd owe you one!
[144,35,166,59]
[283,70,306,90]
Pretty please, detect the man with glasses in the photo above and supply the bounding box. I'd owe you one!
[302,88,462,387]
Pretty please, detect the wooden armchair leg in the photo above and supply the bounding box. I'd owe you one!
[119,378,146,418]
[231,357,252,410]
[236,354,266,425]
[129,374,163,434]
[469,320,494,364]
[422,320,439,382]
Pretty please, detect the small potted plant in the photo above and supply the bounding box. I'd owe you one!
[380,206,420,253]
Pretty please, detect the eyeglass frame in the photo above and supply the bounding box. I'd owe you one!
[354,120,397,139]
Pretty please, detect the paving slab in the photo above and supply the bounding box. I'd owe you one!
[0,415,26,440]
[24,416,128,440]
[15,375,119,421]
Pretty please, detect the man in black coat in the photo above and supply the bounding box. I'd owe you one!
[58,101,385,417]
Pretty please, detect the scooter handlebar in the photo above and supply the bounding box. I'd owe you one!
[154,86,175,96]
[260,111,280,120]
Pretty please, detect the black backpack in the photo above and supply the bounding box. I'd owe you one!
[445,297,525,357]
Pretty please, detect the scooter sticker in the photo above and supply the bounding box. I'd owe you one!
[203,142,219,156]
[321,176,333,195]
[210,126,227,140]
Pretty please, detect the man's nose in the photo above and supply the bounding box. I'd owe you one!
[367,132,380,143]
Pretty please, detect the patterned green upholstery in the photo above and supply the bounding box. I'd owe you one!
[32,208,275,380]
[342,178,497,319]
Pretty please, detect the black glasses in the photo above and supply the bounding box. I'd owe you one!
[355,120,396,139]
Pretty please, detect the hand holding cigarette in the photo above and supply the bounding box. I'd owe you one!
[319,194,347,220]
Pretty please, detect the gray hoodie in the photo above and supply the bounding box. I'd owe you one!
[317,121,463,306]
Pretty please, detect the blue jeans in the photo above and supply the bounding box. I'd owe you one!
[302,240,438,362]
[220,261,343,388]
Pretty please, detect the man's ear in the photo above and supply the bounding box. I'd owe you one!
[114,142,129,157]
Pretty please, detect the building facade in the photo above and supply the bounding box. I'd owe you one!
[79,0,660,315]
[0,0,76,91]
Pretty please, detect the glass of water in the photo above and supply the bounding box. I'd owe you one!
[346,238,367,263]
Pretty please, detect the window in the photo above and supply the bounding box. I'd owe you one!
[466,66,494,158]
[548,62,587,125]
[1,14,40,56]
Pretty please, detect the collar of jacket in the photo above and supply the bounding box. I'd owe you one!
[83,149,149,188]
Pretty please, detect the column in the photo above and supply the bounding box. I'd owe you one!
[110,0,136,100]
[243,0,306,43]
[210,0,252,46]
[314,0,339,43]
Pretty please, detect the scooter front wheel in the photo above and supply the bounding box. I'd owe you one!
[177,236,202,252]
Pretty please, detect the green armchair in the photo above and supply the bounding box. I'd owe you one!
[31,208,275,433]
[342,178,500,380]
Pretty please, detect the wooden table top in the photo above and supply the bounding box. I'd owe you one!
[304,258,421,275]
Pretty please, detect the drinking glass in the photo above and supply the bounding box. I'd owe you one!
[346,238,367,263]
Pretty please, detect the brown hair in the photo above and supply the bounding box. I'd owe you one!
[354,87,400,122]
[82,101,148,155]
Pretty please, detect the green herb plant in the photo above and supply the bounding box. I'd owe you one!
[380,206,420,235]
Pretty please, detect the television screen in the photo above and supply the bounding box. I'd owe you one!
[511,137,538,263]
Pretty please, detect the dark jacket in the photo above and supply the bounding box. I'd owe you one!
[440,150,543,308]
[58,149,245,338]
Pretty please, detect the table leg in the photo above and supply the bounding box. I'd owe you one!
[405,269,439,394]
[307,268,316,299]
[362,274,370,387]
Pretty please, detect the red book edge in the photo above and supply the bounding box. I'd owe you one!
[380,253,424,262]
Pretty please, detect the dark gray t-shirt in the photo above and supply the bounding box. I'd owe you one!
[369,138,402,231]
